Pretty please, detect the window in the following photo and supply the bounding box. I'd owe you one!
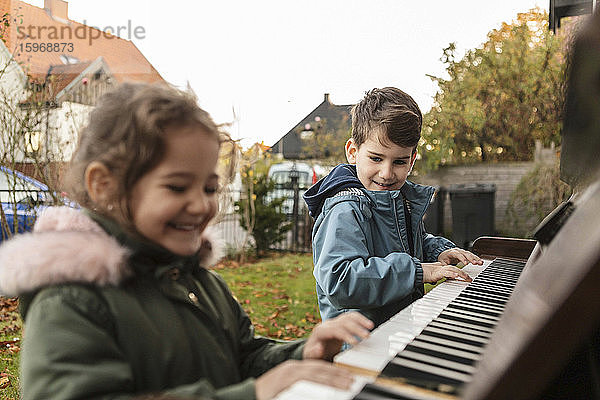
[25,131,42,156]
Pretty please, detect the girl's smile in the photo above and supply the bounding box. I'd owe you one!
[129,124,220,256]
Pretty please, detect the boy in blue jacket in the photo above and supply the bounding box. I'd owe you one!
[304,87,482,327]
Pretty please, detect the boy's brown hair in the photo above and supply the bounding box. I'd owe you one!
[350,87,422,151]
[66,82,221,222]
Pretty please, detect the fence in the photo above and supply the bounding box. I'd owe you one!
[212,187,314,254]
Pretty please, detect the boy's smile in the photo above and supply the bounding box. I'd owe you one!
[345,134,416,191]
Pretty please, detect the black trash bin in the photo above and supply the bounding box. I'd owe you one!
[423,186,446,236]
[448,183,496,249]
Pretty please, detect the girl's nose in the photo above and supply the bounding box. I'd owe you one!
[188,194,211,215]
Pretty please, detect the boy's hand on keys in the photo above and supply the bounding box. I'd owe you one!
[422,262,473,283]
[438,248,483,266]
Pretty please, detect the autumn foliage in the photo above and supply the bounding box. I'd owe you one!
[419,9,567,172]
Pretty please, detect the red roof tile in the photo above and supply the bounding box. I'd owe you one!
[0,0,164,84]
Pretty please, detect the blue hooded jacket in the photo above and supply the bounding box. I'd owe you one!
[304,164,455,327]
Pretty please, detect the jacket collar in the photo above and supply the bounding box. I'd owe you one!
[0,207,218,297]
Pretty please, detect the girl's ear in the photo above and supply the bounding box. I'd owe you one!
[85,161,118,207]
[345,138,359,164]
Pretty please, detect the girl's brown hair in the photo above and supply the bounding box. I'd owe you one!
[66,83,220,223]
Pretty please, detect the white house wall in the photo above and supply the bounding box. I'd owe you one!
[46,101,92,161]
[1,41,92,163]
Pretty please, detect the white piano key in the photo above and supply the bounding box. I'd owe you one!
[335,346,393,372]
[273,375,373,400]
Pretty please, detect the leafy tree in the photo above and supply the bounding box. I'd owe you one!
[235,161,291,258]
[419,9,566,173]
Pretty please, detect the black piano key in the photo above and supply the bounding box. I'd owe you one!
[443,307,500,324]
[397,350,476,374]
[463,284,513,297]
[434,315,496,335]
[457,292,508,306]
[383,355,472,385]
[410,338,482,361]
[428,319,492,339]
[471,279,517,291]
[438,310,497,329]
[423,325,490,345]
[417,333,484,354]
[467,280,515,294]
[451,297,506,314]
[450,297,505,314]
[404,342,478,366]
[420,327,488,348]
[353,383,416,400]
[471,280,518,292]
[445,303,501,320]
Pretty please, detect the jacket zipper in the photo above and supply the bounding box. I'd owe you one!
[391,193,409,254]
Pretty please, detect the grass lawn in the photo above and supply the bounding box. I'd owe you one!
[0,297,21,400]
[214,252,321,339]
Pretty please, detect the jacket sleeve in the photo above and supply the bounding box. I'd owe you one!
[20,286,266,400]
[420,220,456,262]
[207,273,305,379]
[235,299,305,377]
[313,201,423,310]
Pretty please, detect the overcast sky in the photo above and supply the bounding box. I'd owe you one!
[28,0,545,147]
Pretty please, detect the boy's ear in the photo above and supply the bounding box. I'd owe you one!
[85,161,118,206]
[411,150,418,166]
[409,151,418,174]
[345,138,358,164]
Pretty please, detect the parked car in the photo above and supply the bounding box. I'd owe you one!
[0,166,52,242]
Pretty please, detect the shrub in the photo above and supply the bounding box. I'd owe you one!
[505,161,572,237]
[235,169,292,258]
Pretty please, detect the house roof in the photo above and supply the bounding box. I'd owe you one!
[0,0,164,86]
[271,93,352,160]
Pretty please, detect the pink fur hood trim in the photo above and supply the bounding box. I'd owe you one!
[0,207,218,297]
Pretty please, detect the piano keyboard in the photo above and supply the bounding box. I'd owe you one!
[274,257,527,400]
[377,257,526,395]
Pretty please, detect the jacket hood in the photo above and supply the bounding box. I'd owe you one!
[303,164,363,218]
[0,207,219,297]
